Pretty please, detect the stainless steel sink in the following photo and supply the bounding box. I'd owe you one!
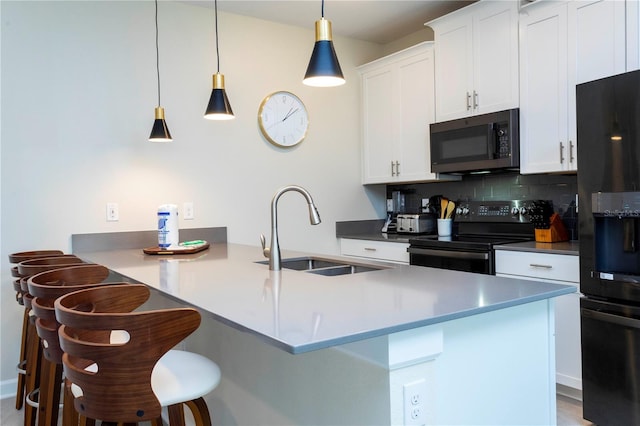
[307,264,382,276]
[256,256,386,276]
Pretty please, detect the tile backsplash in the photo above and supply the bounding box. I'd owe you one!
[387,172,579,239]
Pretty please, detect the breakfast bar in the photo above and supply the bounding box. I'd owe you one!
[71,228,574,425]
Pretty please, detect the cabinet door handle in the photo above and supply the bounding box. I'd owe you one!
[391,161,395,176]
[364,247,377,252]
[473,90,478,109]
[530,263,553,269]
[559,141,565,164]
[466,92,471,111]
[569,140,575,164]
[395,161,400,176]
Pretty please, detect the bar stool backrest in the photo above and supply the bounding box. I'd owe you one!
[9,250,64,264]
[55,284,202,422]
[28,265,112,363]
[17,255,85,278]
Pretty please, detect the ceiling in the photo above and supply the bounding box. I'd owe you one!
[181,1,476,44]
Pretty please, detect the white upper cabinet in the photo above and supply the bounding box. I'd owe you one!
[358,42,459,184]
[519,0,626,174]
[427,1,519,122]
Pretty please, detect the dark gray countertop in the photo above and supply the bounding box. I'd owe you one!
[336,219,412,243]
[337,220,580,255]
[495,240,580,255]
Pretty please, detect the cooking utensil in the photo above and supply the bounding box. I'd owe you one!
[440,198,449,219]
[445,201,456,219]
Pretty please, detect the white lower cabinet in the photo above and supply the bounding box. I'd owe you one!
[340,239,409,264]
[495,249,582,391]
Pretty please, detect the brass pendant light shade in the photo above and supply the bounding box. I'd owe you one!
[150,107,173,142]
[205,73,234,120]
[204,0,235,120]
[149,0,172,142]
[303,3,345,87]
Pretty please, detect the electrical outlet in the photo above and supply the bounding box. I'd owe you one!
[404,379,428,426]
[106,202,119,222]
[421,198,429,209]
[183,202,194,220]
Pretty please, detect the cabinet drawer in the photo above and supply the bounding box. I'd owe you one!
[340,239,409,264]
[495,250,579,283]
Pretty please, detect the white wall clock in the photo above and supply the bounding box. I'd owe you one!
[258,91,309,148]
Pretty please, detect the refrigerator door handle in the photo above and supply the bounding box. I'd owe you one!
[582,308,640,330]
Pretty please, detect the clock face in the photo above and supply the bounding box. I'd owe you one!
[258,91,309,147]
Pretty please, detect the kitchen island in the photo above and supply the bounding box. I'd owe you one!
[73,230,574,425]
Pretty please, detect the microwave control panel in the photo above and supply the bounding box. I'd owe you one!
[496,123,511,158]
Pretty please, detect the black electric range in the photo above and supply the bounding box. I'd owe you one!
[408,200,541,275]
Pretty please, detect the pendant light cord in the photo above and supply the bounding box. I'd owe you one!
[321,0,324,18]
[155,0,161,106]
[215,0,220,73]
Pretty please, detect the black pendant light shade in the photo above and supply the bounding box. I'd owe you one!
[204,0,235,120]
[303,16,345,87]
[204,73,234,120]
[150,107,172,142]
[149,0,172,142]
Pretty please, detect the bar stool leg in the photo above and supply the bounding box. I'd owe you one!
[62,378,79,426]
[167,404,186,426]
[185,398,212,426]
[16,307,30,410]
[36,356,63,426]
[23,318,41,426]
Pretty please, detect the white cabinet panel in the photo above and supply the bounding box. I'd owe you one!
[495,249,581,390]
[495,250,578,283]
[428,1,518,122]
[359,42,459,184]
[340,239,409,264]
[519,3,569,174]
[520,0,627,174]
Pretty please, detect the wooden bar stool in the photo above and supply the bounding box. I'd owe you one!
[55,284,221,425]
[15,256,88,426]
[27,264,111,426]
[8,250,64,424]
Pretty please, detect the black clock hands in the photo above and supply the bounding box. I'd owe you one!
[282,107,300,122]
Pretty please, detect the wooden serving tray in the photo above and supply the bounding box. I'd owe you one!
[143,242,210,255]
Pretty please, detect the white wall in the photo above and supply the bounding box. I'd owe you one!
[0,0,387,388]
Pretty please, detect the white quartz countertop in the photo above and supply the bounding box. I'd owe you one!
[76,243,575,354]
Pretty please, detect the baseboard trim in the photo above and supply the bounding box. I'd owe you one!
[1,378,17,400]
[557,383,583,401]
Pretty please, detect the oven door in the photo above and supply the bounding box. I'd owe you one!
[407,247,493,275]
[581,297,640,425]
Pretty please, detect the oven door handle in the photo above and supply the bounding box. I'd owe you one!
[581,308,640,330]
[407,247,489,260]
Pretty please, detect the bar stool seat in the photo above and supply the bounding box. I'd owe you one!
[56,284,220,425]
[70,349,221,407]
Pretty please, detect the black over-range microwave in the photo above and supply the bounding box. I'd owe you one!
[430,108,519,174]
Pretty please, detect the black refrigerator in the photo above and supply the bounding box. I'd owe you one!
[577,69,640,425]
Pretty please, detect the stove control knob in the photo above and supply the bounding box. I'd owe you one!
[519,207,528,216]
[462,207,470,215]
[456,207,463,216]
[511,207,519,216]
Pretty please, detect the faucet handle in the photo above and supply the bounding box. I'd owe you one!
[260,234,270,258]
